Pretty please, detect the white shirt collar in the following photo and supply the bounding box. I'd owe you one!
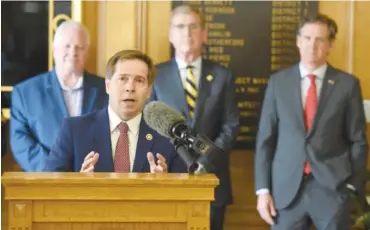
[108,106,141,136]
[56,74,84,91]
[299,62,328,80]
[175,56,202,70]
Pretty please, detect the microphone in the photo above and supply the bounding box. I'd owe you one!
[143,101,225,174]
[143,101,198,172]
[142,100,186,140]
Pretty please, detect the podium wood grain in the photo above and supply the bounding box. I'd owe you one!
[2,172,218,230]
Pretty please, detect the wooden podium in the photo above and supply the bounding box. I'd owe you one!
[2,172,218,230]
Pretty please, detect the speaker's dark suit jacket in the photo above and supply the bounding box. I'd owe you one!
[255,64,368,209]
[43,108,187,173]
[149,58,240,206]
[10,70,107,172]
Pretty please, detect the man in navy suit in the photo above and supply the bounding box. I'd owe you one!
[10,20,107,172]
[149,5,240,230]
[43,49,187,173]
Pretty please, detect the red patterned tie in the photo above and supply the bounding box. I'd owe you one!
[114,123,130,172]
[304,74,317,175]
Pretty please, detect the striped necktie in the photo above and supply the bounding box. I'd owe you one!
[185,66,197,118]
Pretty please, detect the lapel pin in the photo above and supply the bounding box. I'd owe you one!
[146,133,153,141]
[328,79,335,85]
[206,74,214,82]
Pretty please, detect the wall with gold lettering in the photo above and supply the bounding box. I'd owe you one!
[83,1,369,98]
[171,1,318,151]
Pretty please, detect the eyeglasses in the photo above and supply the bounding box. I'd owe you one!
[172,23,202,31]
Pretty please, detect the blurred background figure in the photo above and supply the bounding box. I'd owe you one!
[255,14,368,230]
[10,20,107,172]
[149,5,240,230]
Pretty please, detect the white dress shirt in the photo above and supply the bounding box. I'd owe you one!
[299,62,327,107]
[56,75,84,117]
[176,56,202,88]
[256,63,328,196]
[108,106,141,172]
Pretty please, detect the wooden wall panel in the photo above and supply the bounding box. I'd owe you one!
[95,1,139,77]
[320,1,370,169]
[82,1,98,75]
[352,1,370,169]
[146,1,171,64]
[319,1,351,72]
[33,223,186,230]
[225,150,267,229]
[353,1,370,99]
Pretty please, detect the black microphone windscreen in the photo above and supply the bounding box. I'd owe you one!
[143,101,186,139]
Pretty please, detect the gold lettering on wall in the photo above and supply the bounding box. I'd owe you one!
[206,23,226,29]
[238,101,260,109]
[208,46,224,53]
[201,1,245,70]
[236,87,260,94]
[205,14,214,22]
[204,1,233,6]
[272,7,300,15]
[208,54,231,62]
[272,1,298,8]
[206,39,245,46]
[240,111,258,117]
[205,7,235,14]
[270,1,303,71]
[239,126,257,133]
[236,77,269,85]
[208,31,232,38]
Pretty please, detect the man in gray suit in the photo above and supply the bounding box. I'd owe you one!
[149,5,240,230]
[255,14,368,230]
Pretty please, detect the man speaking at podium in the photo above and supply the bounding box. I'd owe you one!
[43,50,187,174]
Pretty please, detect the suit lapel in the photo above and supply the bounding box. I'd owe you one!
[193,59,212,127]
[132,118,155,172]
[307,65,337,137]
[47,70,69,117]
[291,66,306,133]
[92,108,114,172]
[170,58,190,120]
[81,73,99,114]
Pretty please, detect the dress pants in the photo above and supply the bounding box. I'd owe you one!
[271,175,350,230]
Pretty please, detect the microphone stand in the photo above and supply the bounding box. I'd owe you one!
[172,139,199,174]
